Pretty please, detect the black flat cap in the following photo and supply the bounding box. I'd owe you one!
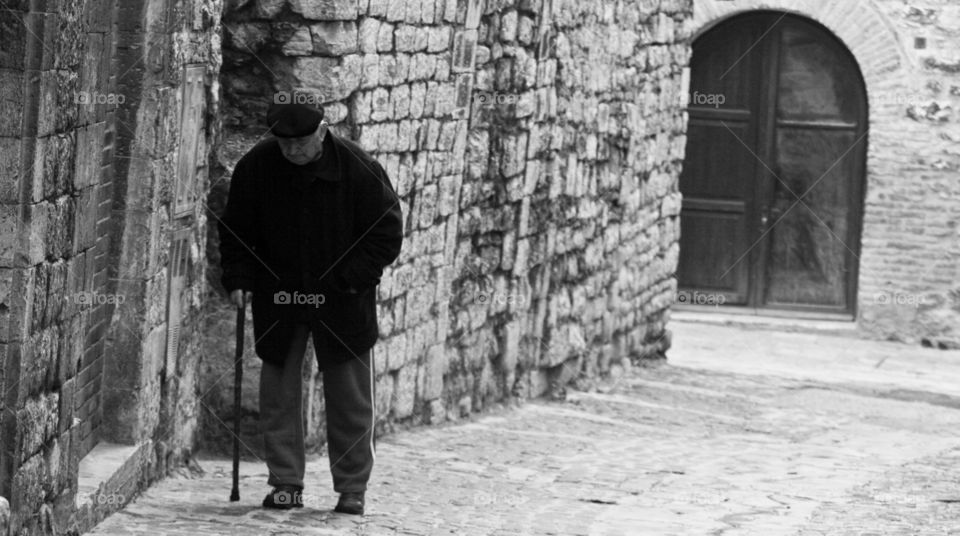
[266,102,324,138]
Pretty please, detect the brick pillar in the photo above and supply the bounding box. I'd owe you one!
[99,0,158,446]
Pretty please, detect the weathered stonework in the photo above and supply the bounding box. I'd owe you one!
[692,0,960,346]
[211,0,690,452]
[8,1,953,535]
[0,0,221,534]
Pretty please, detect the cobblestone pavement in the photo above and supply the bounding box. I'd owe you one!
[89,321,960,535]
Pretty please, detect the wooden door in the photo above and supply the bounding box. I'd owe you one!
[678,12,867,314]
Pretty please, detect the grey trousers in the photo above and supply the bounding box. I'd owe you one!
[259,323,376,493]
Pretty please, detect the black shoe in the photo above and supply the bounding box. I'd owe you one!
[334,491,364,515]
[262,485,304,509]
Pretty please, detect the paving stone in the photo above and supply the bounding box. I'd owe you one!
[89,322,960,535]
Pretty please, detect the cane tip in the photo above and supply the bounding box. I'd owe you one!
[230,491,240,502]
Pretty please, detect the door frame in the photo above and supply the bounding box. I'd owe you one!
[680,10,869,317]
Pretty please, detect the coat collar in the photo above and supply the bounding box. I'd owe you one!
[301,130,343,182]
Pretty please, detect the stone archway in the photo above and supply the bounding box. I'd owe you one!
[690,0,908,84]
[683,0,938,333]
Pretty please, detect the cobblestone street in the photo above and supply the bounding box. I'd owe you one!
[88,321,960,535]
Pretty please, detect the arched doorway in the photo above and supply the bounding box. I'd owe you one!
[678,11,868,315]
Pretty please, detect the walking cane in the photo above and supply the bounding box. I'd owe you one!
[230,302,245,502]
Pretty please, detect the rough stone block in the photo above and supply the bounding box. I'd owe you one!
[368,0,388,16]
[390,84,411,119]
[72,187,97,255]
[392,366,416,418]
[370,87,392,121]
[416,183,438,228]
[0,136,19,203]
[498,132,527,178]
[358,123,379,151]
[73,123,104,191]
[376,21,394,51]
[410,53,438,81]
[378,54,410,86]
[500,10,518,41]
[289,0,359,20]
[407,81,427,119]
[379,122,399,151]
[310,21,359,56]
[451,29,477,72]
[421,344,446,400]
[12,452,45,522]
[437,174,460,216]
[358,17,380,53]
[427,26,451,53]
[17,392,59,463]
[0,204,19,264]
[385,0,405,21]
[420,0,437,23]
[360,53,380,89]
[281,26,313,56]
[464,0,481,28]
[0,69,23,137]
[397,120,418,151]
[291,56,361,101]
[254,0,287,17]
[394,25,422,53]
[226,22,270,52]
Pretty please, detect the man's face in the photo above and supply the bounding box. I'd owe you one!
[277,123,326,165]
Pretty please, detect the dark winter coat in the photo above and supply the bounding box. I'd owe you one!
[218,131,403,368]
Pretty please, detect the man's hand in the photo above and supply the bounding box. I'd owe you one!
[230,289,253,308]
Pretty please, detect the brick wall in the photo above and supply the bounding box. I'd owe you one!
[691,0,960,346]
[0,0,222,534]
[208,0,690,450]
[1,0,120,532]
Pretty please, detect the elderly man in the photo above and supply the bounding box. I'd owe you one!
[218,99,403,515]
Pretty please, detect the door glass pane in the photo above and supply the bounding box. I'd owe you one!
[765,128,862,307]
[777,25,861,122]
[689,23,758,111]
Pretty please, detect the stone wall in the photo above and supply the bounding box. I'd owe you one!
[208,0,690,450]
[864,0,960,346]
[0,0,221,534]
[691,0,960,346]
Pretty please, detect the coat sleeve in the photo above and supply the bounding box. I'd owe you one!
[334,159,404,291]
[218,157,259,293]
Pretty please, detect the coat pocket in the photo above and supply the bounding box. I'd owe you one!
[325,287,371,335]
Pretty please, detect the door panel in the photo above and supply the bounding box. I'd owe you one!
[776,25,862,123]
[765,127,861,308]
[678,211,750,301]
[687,21,755,110]
[681,119,754,199]
[678,16,769,303]
[678,12,867,315]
